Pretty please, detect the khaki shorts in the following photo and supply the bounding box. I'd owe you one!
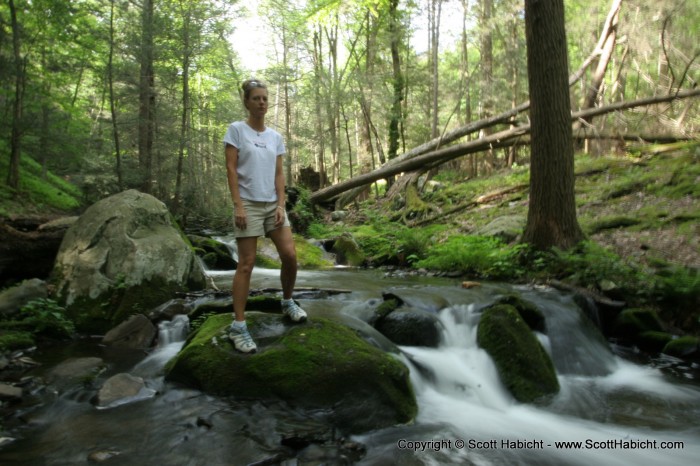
[233,199,290,238]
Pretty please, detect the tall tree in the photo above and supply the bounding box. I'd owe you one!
[7,0,23,190]
[387,0,404,163]
[138,0,156,194]
[522,0,584,250]
[108,0,123,190]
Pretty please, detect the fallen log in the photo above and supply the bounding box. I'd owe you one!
[310,89,700,204]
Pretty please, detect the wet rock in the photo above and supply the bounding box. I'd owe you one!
[189,235,237,270]
[0,278,47,318]
[374,309,441,347]
[663,335,700,359]
[102,314,157,350]
[0,382,22,401]
[476,304,559,403]
[45,357,105,390]
[147,298,190,322]
[87,449,122,463]
[95,373,156,408]
[165,313,417,434]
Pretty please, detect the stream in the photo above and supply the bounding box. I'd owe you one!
[0,267,699,465]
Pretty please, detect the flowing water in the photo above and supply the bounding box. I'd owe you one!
[1,267,698,465]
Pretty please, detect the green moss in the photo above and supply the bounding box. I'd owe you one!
[586,216,642,235]
[62,275,197,334]
[165,313,417,430]
[331,234,366,266]
[294,234,334,268]
[662,336,700,358]
[0,330,36,352]
[476,304,559,403]
[491,294,546,332]
[613,308,664,338]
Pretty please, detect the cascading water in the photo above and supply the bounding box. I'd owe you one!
[355,288,700,466]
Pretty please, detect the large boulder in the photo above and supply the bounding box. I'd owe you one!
[477,304,559,403]
[51,190,206,334]
[165,313,417,434]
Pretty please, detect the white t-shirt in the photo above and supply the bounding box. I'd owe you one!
[223,121,286,202]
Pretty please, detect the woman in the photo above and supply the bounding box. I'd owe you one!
[223,78,307,353]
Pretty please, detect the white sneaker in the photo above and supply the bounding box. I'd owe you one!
[282,300,307,322]
[228,325,257,353]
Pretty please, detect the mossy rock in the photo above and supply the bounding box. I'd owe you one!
[256,236,334,269]
[331,234,366,267]
[188,235,236,270]
[636,331,674,353]
[491,294,546,332]
[662,335,700,359]
[165,313,417,433]
[476,304,559,403]
[613,308,664,339]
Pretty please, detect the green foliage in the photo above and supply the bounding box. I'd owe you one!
[0,155,82,216]
[549,241,647,294]
[19,298,76,338]
[416,235,530,280]
[0,298,75,352]
[0,331,35,353]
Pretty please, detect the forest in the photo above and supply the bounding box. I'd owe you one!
[1,0,697,229]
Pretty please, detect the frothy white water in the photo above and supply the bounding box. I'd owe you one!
[132,315,190,378]
[381,303,700,466]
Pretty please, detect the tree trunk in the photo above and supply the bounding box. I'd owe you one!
[312,29,327,186]
[430,0,442,139]
[282,26,293,187]
[138,0,156,194]
[479,0,495,173]
[108,0,123,190]
[7,0,23,190]
[581,0,622,120]
[522,0,584,250]
[387,0,403,165]
[174,2,191,214]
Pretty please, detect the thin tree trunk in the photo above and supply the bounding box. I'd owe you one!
[138,0,155,194]
[174,2,191,214]
[581,0,622,120]
[312,29,327,186]
[388,0,403,164]
[7,0,23,190]
[108,0,123,190]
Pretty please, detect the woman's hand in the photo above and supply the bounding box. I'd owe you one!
[235,207,247,230]
[275,206,285,227]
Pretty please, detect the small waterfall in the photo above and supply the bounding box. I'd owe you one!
[359,293,700,465]
[132,315,190,378]
[157,314,190,347]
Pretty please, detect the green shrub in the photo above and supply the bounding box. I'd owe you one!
[20,298,76,339]
[416,235,529,280]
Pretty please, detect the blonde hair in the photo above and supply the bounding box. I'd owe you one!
[241,79,267,101]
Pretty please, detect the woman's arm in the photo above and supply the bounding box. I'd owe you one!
[225,144,246,229]
[274,155,286,225]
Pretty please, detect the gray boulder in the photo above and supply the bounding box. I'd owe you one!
[102,314,157,350]
[0,278,47,318]
[375,309,442,347]
[95,373,156,409]
[52,190,206,334]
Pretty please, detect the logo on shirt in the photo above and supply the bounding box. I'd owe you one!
[254,141,267,148]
